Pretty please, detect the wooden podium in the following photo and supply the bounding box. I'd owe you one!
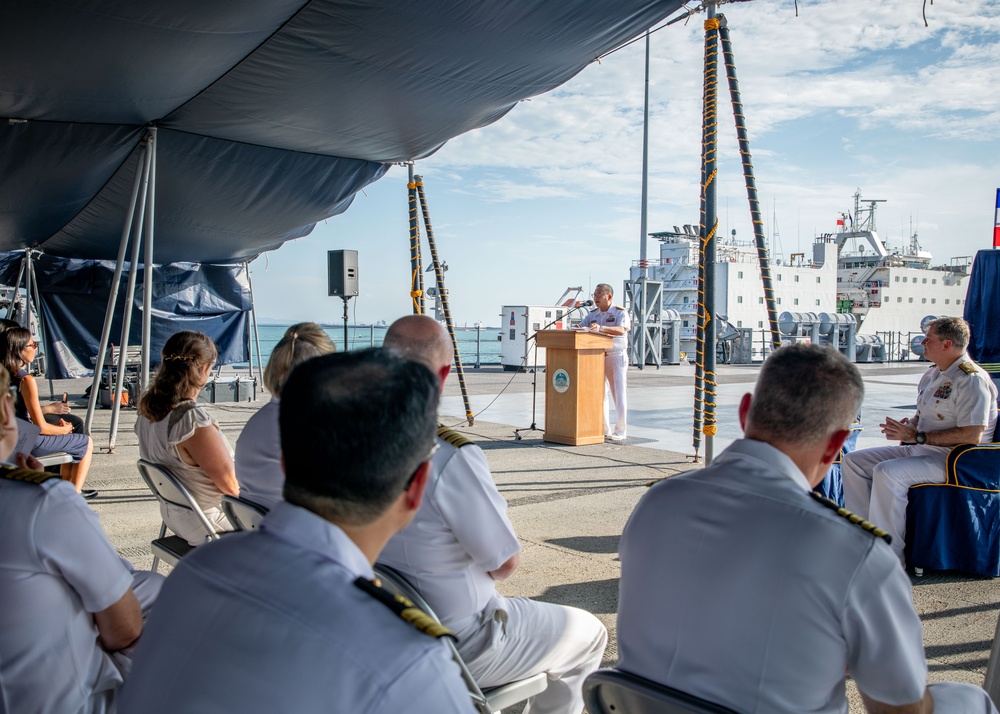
[535,329,611,446]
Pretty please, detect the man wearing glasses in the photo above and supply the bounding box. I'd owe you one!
[578,283,630,443]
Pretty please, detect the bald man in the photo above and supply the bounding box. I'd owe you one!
[379,315,607,714]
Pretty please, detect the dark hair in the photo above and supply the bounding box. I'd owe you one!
[138,331,218,422]
[280,348,439,524]
[0,318,21,333]
[1,327,32,380]
[746,343,864,446]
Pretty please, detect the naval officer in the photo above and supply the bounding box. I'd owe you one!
[617,343,998,713]
[578,283,630,442]
[381,314,608,714]
[843,316,998,564]
[120,349,471,713]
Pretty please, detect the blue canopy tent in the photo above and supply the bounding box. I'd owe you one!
[1,0,683,444]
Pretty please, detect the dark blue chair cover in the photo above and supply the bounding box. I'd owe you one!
[905,440,1000,577]
[815,414,863,506]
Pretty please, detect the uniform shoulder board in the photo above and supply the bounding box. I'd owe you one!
[354,577,456,640]
[0,465,58,485]
[614,305,626,311]
[959,362,979,375]
[810,492,891,544]
[436,425,472,448]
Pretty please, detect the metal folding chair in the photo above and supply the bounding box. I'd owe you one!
[373,564,547,714]
[221,494,269,531]
[583,669,740,714]
[136,459,223,572]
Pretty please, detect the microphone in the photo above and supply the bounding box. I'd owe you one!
[581,300,594,307]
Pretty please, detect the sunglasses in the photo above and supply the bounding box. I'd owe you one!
[404,442,441,491]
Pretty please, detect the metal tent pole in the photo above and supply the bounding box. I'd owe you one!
[22,250,32,331]
[638,29,651,370]
[702,6,720,464]
[6,257,25,320]
[26,255,55,399]
[85,139,149,435]
[246,261,264,385]
[414,175,474,425]
[141,127,157,391]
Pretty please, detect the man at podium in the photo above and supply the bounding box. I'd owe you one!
[578,283,630,443]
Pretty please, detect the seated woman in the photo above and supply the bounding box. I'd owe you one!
[136,331,238,546]
[235,322,335,509]
[0,327,94,496]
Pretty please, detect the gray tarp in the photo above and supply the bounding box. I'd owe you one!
[1,1,681,264]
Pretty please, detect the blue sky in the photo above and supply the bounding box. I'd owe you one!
[251,0,1000,326]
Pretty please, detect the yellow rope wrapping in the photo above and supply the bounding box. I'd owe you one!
[702,424,718,436]
[704,17,720,30]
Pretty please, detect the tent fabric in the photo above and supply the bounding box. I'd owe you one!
[1,0,681,264]
[964,249,1000,368]
[0,254,252,378]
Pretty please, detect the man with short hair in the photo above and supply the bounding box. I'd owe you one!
[843,316,998,563]
[381,314,607,714]
[617,343,997,713]
[577,283,629,443]
[119,349,471,713]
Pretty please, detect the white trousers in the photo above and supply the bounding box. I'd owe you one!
[457,596,608,714]
[928,681,999,713]
[842,444,950,562]
[603,351,628,438]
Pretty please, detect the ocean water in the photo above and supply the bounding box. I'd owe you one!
[236,324,502,368]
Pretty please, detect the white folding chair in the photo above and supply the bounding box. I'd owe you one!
[221,494,269,531]
[583,669,740,714]
[35,451,73,468]
[136,459,223,573]
[373,564,547,714]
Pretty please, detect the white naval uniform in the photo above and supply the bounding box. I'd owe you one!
[0,471,163,714]
[617,439,998,714]
[843,355,999,561]
[379,432,608,714]
[578,305,630,438]
[119,501,471,714]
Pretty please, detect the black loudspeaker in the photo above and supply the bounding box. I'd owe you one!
[328,250,359,297]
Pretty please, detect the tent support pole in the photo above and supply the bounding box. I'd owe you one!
[26,255,54,399]
[245,261,264,387]
[85,139,149,435]
[23,250,32,331]
[6,258,25,321]
[141,127,157,392]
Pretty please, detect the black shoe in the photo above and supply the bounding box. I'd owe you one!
[82,489,98,500]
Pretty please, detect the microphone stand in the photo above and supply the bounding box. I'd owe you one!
[514,302,593,441]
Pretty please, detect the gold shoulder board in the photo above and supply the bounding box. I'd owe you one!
[959,362,979,375]
[810,492,892,544]
[436,425,472,448]
[0,465,58,485]
[615,305,626,311]
[354,577,456,640]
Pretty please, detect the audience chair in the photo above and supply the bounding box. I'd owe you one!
[905,433,1000,577]
[35,451,73,468]
[221,494,269,531]
[373,563,547,714]
[985,609,1000,709]
[583,669,740,714]
[136,459,223,573]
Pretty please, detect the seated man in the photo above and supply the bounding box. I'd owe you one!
[843,316,998,563]
[120,349,471,713]
[617,343,997,713]
[0,373,162,713]
[381,315,607,714]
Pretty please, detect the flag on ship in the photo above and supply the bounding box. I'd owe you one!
[994,188,1000,248]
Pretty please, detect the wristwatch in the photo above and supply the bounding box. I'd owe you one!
[915,431,927,445]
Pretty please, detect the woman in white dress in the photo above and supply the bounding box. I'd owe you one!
[135,331,238,546]
[235,322,335,509]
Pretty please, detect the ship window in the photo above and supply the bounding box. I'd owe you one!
[737,296,743,304]
[777,274,782,281]
[758,321,764,328]
[895,276,900,282]
[902,277,908,283]
[545,311,552,317]
[908,298,914,303]
[921,298,927,303]
[683,320,689,327]
[816,277,821,284]
[794,275,800,282]
[932,279,937,284]
[738,271,743,278]
[815,300,821,306]
[922,278,927,284]
[957,299,963,305]
[931,298,936,304]
[793,298,799,305]
[683,296,689,303]
[777,298,782,305]
[758,297,764,304]
[897,297,902,303]
[737,320,742,327]
[945,299,951,304]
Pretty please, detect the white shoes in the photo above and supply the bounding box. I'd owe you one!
[606,434,627,444]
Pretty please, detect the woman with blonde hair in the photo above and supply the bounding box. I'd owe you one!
[235,322,335,508]
[136,331,238,545]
